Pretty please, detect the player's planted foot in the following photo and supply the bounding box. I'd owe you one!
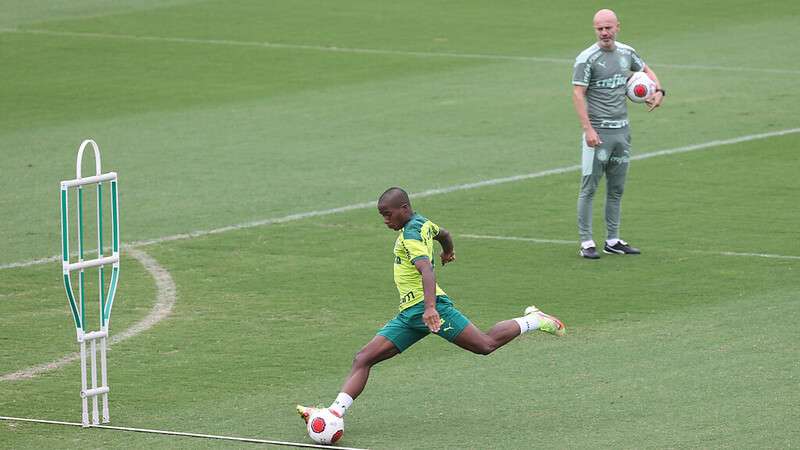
[579,246,601,259]
[296,405,318,424]
[603,240,641,255]
[524,306,566,336]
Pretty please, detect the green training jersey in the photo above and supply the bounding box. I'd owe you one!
[572,41,646,129]
[392,212,446,311]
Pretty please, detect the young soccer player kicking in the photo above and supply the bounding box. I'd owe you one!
[297,187,565,422]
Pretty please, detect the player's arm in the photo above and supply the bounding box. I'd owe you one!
[434,226,456,266]
[643,65,665,111]
[572,85,602,146]
[413,257,440,333]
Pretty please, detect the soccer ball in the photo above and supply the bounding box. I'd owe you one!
[626,71,656,103]
[307,409,344,445]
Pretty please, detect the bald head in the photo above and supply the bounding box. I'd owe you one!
[593,9,618,25]
[592,9,620,49]
[378,187,410,208]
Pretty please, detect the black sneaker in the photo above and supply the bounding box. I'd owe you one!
[579,246,600,259]
[603,241,641,255]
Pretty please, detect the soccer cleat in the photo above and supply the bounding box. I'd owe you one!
[579,246,600,259]
[603,240,641,255]
[297,405,342,424]
[296,405,318,424]
[524,305,566,337]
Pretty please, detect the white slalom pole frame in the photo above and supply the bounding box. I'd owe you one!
[60,139,120,428]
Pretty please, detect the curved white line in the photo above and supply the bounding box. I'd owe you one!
[1,127,799,271]
[0,248,175,381]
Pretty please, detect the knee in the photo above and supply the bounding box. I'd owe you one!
[607,184,625,198]
[352,348,376,368]
[607,177,626,197]
[472,339,499,356]
[579,185,597,200]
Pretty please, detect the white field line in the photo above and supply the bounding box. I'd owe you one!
[1,127,799,272]
[0,416,368,450]
[461,235,574,245]
[2,27,800,75]
[715,251,800,261]
[0,248,176,381]
[1,254,61,270]
[460,234,800,261]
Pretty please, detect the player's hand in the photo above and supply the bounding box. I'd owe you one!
[646,91,664,112]
[440,250,456,266]
[584,127,602,147]
[423,306,441,333]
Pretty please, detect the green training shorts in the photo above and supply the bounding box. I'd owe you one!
[377,295,470,352]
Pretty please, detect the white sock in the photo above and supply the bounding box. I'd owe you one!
[329,392,353,417]
[581,240,596,249]
[606,238,620,246]
[513,314,541,335]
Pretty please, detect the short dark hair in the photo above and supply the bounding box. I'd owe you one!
[378,187,410,208]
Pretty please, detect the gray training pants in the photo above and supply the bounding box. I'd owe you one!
[577,126,631,243]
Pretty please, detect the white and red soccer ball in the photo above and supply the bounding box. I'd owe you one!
[307,409,344,445]
[626,71,656,103]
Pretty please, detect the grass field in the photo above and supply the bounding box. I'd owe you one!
[1,1,799,448]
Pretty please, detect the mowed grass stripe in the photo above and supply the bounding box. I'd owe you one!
[3,26,800,75]
[3,128,798,271]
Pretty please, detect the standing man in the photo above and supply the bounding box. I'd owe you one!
[572,9,665,259]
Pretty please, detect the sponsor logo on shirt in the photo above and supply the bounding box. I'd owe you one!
[593,73,627,89]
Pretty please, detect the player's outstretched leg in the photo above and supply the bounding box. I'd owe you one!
[338,335,399,404]
[454,305,565,355]
[298,335,399,423]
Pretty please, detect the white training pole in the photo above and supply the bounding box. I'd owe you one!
[62,139,119,429]
[76,139,102,179]
[96,165,109,424]
[79,340,89,427]
[61,172,118,188]
[100,336,109,423]
[90,338,99,425]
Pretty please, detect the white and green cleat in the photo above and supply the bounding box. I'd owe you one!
[524,305,566,337]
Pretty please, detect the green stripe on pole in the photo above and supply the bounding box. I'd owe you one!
[60,189,69,261]
[103,267,119,321]
[98,184,104,251]
[79,271,85,328]
[63,274,81,329]
[111,180,119,253]
[100,265,106,328]
[98,184,105,327]
[78,187,84,260]
[77,186,85,329]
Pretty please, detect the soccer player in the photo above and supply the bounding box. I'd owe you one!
[297,187,565,423]
[572,9,665,259]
